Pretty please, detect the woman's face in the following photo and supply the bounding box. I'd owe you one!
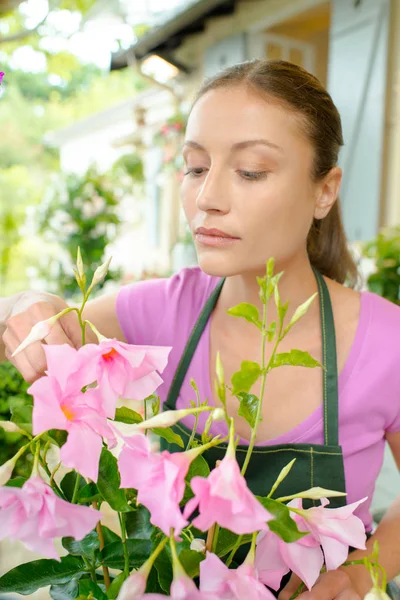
[181,86,328,278]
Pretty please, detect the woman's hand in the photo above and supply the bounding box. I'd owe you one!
[279,571,362,600]
[1,291,88,382]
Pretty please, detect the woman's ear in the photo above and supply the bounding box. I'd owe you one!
[314,167,342,220]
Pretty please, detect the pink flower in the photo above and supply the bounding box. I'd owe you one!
[0,477,101,559]
[255,528,320,591]
[291,497,367,571]
[118,432,190,536]
[29,346,116,481]
[255,497,367,590]
[183,456,271,535]
[133,575,217,599]
[76,340,171,417]
[199,552,275,599]
[0,72,4,85]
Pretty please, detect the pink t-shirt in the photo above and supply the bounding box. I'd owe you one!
[116,266,400,531]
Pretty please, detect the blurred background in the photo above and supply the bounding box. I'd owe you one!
[0,0,400,593]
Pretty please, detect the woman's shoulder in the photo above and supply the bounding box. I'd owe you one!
[116,267,219,345]
[361,289,400,341]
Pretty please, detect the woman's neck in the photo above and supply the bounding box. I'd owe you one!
[217,255,320,330]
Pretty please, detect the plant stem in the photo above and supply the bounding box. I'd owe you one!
[226,535,243,567]
[241,298,268,476]
[82,556,97,583]
[38,456,67,500]
[118,512,130,578]
[93,503,111,590]
[71,472,81,504]
[206,523,216,553]
[186,382,202,450]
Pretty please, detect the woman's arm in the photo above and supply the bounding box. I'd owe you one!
[341,431,400,595]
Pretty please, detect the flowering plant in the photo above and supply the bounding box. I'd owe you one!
[0,253,386,599]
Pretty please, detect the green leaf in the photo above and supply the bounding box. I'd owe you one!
[125,505,153,540]
[62,530,99,559]
[284,293,317,334]
[97,447,132,512]
[215,529,252,558]
[237,392,259,428]
[76,481,102,504]
[227,302,262,329]
[79,579,108,600]
[10,403,33,434]
[266,322,277,342]
[182,454,210,504]
[152,426,184,448]
[231,361,261,395]
[101,526,121,546]
[114,407,143,424]
[154,547,173,593]
[179,549,205,578]
[256,497,308,543]
[99,539,152,570]
[146,569,165,593]
[0,556,85,595]
[107,572,127,599]
[50,578,81,600]
[60,472,85,502]
[271,350,321,369]
[5,476,27,488]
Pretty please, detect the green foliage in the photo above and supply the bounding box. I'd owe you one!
[362,227,400,304]
[0,555,85,595]
[0,362,32,477]
[37,165,124,298]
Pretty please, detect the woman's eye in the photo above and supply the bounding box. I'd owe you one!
[184,167,207,177]
[239,170,268,181]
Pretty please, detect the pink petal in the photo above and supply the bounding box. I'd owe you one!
[49,497,102,540]
[199,553,231,593]
[318,534,350,571]
[60,423,103,481]
[29,376,69,435]
[280,539,324,590]
[43,344,83,392]
[255,531,290,590]
[123,370,164,401]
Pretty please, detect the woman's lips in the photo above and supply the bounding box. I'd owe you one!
[195,227,240,247]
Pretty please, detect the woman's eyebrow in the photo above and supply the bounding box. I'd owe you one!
[182,139,283,153]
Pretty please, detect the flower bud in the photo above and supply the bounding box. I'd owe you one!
[190,538,206,553]
[0,455,18,486]
[0,420,27,435]
[117,571,146,600]
[12,317,56,357]
[212,408,225,422]
[364,589,391,600]
[138,406,211,430]
[89,256,112,290]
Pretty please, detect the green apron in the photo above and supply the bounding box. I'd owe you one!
[160,271,400,596]
[161,270,347,507]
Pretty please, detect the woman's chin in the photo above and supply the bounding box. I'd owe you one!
[196,252,243,278]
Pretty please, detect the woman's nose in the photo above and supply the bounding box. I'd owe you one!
[195,169,230,214]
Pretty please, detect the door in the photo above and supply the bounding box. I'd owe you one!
[327,0,390,241]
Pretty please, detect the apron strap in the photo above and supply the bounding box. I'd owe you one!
[166,278,225,409]
[314,270,339,446]
[165,271,339,447]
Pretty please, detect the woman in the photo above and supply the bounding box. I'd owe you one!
[1,60,400,599]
